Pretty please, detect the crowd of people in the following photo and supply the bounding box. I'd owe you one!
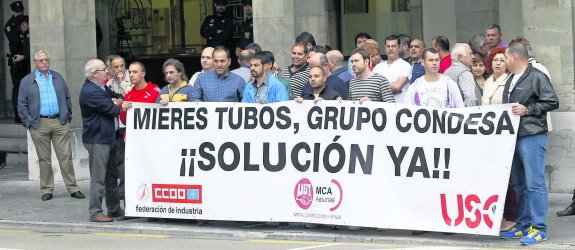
[8,0,570,246]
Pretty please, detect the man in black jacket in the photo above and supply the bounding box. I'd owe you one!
[295,66,341,103]
[200,0,234,49]
[500,42,558,245]
[5,1,29,123]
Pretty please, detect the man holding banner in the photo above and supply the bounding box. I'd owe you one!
[120,62,160,126]
[80,59,125,222]
[241,51,289,104]
[296,66,341,103]
[158,59,194,105]
[404,48,464,236]
[403,48,464,108]
[500,41,558,245]
[348,48,395,104]
[191,46,246,102]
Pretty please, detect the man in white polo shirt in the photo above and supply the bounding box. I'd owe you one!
[373,34,412,103]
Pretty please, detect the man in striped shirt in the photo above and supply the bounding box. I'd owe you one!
[281,42,310,98]
[348,48,395,103]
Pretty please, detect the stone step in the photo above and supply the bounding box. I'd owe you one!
[0,137,27,153]
[0,124,27,139]
[0,163,28,182]
[6,152,28,165]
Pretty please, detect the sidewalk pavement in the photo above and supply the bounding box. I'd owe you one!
[1,163,574,249]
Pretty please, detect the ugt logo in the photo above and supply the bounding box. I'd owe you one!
[440,194,499,229]
[294,178,313,209]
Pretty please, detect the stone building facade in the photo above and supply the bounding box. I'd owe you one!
[2,0,574,192]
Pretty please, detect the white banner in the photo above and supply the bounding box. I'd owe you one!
[125,101,519,236]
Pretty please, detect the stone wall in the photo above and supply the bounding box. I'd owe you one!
[548,113,575,193]
[23,0,575,194]
[455,0,498,43]
[421,0,457,47]
[523,0,575,193]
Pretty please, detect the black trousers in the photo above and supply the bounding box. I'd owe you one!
[114,128,126,198]
[10,66,26,123]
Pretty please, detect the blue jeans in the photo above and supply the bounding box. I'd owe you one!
[511,133,548,232]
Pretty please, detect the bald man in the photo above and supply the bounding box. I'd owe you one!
[325,50,353,99]
[296,66,341,104]
[231,49,253,83]
[189,47,215,86]
[308,52,331,77]
[301,52,329,97]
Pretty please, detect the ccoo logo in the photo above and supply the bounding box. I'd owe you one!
[294,178,313,209]
[137,183,150,202]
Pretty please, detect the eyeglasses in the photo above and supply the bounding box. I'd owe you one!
[95,67,108,72]
[35,58,50,63]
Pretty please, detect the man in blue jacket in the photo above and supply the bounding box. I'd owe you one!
[242,51,289,104]
[79,59,125,223]
[18,49,84,201]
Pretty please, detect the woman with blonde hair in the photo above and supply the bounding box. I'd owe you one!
[361,39,381,69]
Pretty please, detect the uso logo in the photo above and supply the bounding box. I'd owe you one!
[440,193,499,229]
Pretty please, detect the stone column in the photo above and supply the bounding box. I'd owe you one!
[253,0,328,68]
[294,0,328,47]
[27,0,97,182]
[253,0,296,68]
[421,0,457,45]
[410,0,423,40]
[455,0,498,42]
[522,0,574,109]
[31,0,97,127]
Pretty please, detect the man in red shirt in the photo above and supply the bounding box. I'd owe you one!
[432,36,451,73]
[114,61,159,221]
[120,61,160,125]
